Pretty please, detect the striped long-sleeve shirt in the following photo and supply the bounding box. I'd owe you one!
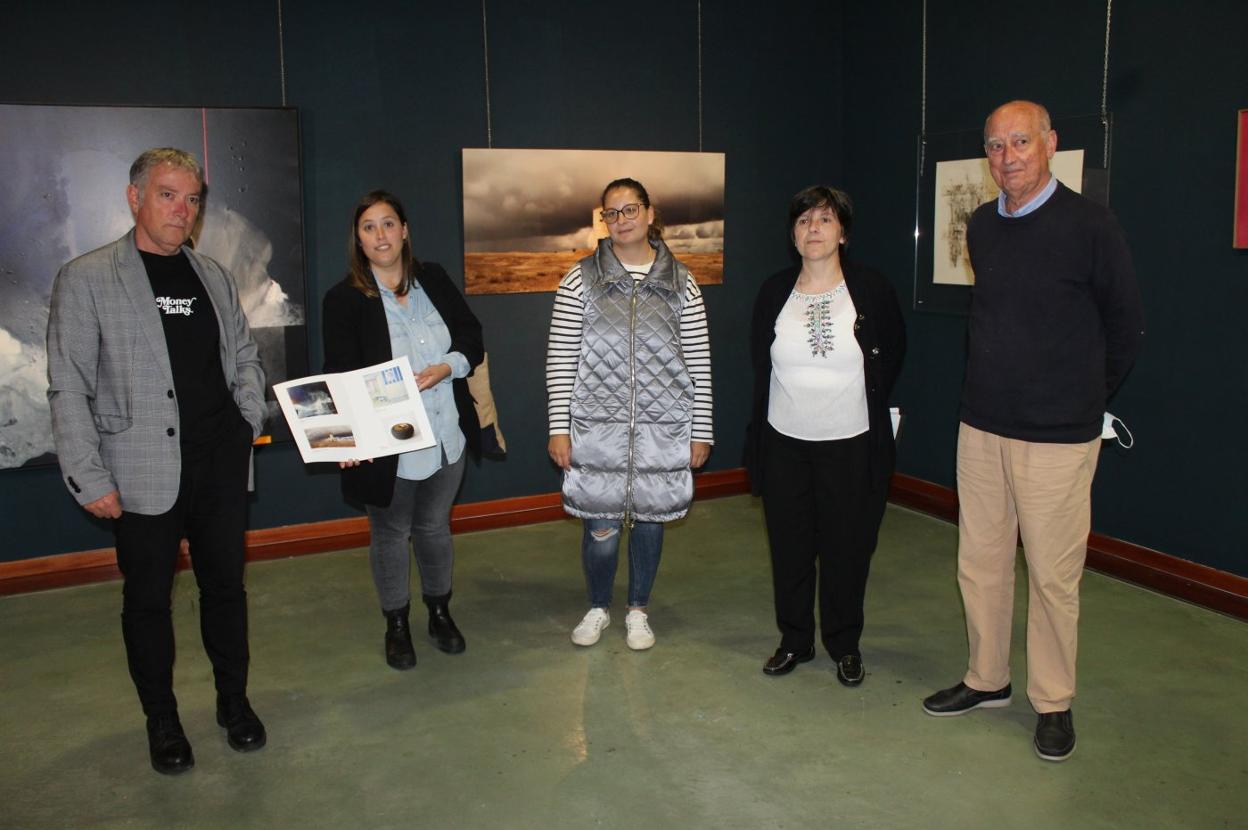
[546,261,714,443]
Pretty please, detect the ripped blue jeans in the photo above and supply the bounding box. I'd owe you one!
[581,518,664,609]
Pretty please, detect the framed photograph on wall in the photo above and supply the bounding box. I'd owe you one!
[0,104,309,470]
[462,148,725,295]
[912,114,1112,314]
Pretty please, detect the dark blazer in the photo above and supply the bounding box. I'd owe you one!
[322,262,484,507]
[745,259,906,497]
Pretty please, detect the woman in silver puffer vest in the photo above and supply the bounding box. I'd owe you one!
[545,177,714,651]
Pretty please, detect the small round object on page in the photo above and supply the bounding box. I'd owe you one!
[391,422,415,440]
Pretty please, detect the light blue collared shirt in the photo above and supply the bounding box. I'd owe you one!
[379,282,469,480]
[997,173,1058,218]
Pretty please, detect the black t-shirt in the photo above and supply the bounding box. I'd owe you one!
[141,250,240,456]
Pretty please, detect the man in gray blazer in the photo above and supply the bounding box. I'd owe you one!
[47,147,268,775]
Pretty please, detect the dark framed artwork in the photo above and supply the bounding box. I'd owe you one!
[912,114,1111,314]
[1235,108,1248,249]
[0,104,308,470]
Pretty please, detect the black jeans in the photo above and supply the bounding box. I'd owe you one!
[114,419,252,717]
[760,426,886,659]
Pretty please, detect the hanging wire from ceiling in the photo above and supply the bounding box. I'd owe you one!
[277,0,288,107]
[697,0,704,152]
[917,0,1112,169]
[1100,0,1113,168]
[477,2,696,151]
[482,0,494,148]
[918,0,928,171]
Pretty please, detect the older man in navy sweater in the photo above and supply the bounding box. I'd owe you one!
[922,100,1144,762]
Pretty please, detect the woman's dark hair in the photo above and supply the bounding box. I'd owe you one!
[347,189,421,297]
[788,185,853,251]
[601,177,664,242]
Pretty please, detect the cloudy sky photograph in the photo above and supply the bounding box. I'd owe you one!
[0,104,307,468]
[462,148,725,255]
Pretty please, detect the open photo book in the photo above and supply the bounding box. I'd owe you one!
[274,356,435,464]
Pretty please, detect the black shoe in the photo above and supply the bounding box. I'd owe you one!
[424,594,466,654]
[763,645,816,676]
[146,712,194,775]
[836,654,865,687]
[216,695,267,752]
[1034,710,1076,761]
[922,681,1012,716]
[384,604,417,670]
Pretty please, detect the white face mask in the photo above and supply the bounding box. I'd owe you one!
[1102,412,1134,449]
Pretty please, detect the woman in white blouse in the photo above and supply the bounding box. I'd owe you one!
[746,185,905,685]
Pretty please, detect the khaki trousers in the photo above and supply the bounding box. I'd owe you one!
[956,422,1100,713]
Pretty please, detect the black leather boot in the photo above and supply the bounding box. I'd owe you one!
[216,694,267,752]
[146,711,195,775]
[383,604,417,670]
[423,593,466,654]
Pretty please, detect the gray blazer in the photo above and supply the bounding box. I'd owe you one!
[46,229,266,515]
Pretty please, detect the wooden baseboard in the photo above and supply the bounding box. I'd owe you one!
[888,473,958,523]
[5,469,1241,620]
[0,468,751,597]
[888,473,1248,620]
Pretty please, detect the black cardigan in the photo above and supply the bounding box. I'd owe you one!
[322,262,484,508]
[745,259,906,497]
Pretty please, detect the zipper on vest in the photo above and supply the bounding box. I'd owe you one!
[624,283,638,529]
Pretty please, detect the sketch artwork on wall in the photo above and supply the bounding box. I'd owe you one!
[932,150,1085,285]
[0,104,309,470]
[461,148,725,294]
[914,114,1109,314]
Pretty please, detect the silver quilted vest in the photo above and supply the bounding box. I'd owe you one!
[562,238,694,523]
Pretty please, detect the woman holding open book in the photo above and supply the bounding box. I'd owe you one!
[322,190,483,670]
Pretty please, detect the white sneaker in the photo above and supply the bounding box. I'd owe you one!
[625,609,655,651]
[571,608,610,646]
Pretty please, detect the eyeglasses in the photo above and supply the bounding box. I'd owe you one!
[600,203,643,224]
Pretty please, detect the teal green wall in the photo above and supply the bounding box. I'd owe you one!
[842,1,1247,576]
[0,1,845,560]
[3,1,1244,578]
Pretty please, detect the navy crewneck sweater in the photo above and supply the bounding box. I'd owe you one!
[961,182,1144,443]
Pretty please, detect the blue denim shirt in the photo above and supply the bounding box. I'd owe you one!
[379,281,469,480]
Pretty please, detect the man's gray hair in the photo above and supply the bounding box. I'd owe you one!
[128,148,204,194]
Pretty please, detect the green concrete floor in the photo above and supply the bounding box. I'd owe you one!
[2,496,1245,829]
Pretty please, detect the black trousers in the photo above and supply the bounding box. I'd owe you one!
[761,426,886,658]
[113,419,252,717]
